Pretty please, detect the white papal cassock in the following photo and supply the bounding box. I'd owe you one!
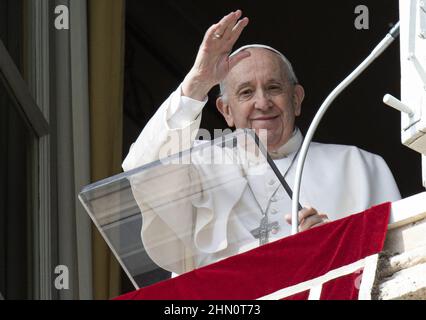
[122,84,401,275]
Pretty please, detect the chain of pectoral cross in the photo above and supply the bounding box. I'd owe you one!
[248,145,302,246]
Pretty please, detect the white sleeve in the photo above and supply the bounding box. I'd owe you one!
[121,84,208,275]
[167,86,207,129]
[122,84,208,171]
[367,154,402,203]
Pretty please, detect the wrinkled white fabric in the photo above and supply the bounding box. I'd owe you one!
[123,84,401,275]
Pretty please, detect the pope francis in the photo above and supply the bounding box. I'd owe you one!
[122,10,401,275]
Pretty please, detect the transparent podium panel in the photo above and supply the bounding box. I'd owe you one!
[79,129,296,289]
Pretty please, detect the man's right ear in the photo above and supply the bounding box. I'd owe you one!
[216,97,235,127]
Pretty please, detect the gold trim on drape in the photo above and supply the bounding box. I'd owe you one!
[88,0,125,300]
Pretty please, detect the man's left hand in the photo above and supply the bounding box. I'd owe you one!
[285,207,330,232]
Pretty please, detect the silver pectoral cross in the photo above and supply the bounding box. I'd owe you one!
[250,217,279,246]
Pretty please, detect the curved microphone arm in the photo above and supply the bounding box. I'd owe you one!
[291,22,400,235]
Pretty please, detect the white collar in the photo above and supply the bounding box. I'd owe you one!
[236,127,303,175]
[269,128,303,159]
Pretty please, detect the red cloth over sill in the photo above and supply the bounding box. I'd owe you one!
[115,202,390,300]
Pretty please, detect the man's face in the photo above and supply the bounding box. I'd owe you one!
[217,48,305,151]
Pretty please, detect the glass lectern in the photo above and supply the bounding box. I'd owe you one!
[79,129,297,289]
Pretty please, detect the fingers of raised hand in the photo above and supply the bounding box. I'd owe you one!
[214,11,241,39]
[206,10,248,45]
[228,16,249,43]
[221,10,247,41]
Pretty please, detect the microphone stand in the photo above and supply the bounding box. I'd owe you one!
[291,22,401,235]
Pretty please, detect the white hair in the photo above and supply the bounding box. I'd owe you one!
[219,44,298,99]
